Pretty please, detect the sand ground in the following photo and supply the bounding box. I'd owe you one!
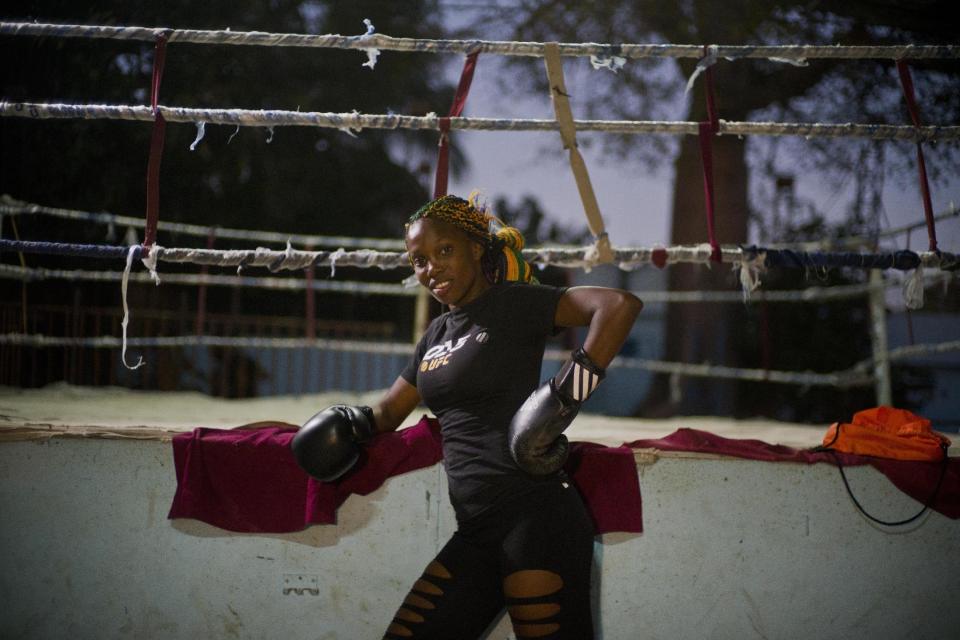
[0,382,841,450]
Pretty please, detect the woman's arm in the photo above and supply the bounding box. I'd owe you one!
[371,376,422,433]
[508,286,642,475]
[554,286,643,368]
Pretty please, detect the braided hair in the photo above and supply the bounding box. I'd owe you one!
[406,193,538,285]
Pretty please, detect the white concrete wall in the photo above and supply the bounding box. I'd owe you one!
[1,437,958,639]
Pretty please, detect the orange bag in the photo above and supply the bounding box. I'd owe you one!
[822,406,951,461]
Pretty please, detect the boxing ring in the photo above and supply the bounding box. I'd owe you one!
[1,384,958,639]
[2,19,960,640]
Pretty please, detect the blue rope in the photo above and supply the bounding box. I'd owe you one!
[0,239,142,260]
[742,246,958,272]
[0,238,955,272]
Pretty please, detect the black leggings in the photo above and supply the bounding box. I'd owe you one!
[383,479,595,640]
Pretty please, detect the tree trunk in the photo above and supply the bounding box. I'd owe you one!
[639,132,749,416]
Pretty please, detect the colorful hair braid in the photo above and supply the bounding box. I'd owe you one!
[406,193,538,285]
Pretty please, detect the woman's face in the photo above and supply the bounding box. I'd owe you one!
[405,217,489,309]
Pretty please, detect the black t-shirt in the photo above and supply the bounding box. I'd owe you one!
[400,282,566,523]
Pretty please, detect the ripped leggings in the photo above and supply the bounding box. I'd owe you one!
[383,479,595,640]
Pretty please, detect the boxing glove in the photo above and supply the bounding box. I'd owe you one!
[291,405,376,482]
[508,348,605,475]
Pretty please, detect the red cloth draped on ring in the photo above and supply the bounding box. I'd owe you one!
[625,428,960,519]
[168,421,959,535]
[167,417,643,534]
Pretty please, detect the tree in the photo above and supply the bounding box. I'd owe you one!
[0,0,461,391]
[2,1,461,240]
[455,0,959,417]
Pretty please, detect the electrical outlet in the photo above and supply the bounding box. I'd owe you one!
[282,573,319,596]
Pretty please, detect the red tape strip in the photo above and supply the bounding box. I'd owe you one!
[433,52,479,199]
[143,33,170,253]
[704,48,719,134]
[698,46,722,263]
[433,117,452,199]
[896,60,938,252]
[698,121,722,263]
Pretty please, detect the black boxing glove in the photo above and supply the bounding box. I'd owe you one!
[290,405,376,482]
[508,348,605,475]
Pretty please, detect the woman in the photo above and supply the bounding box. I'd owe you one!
[292,194,641,639]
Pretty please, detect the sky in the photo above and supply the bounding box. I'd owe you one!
[438,19,960,253]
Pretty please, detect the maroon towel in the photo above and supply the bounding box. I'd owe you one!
[626,428,959,519]
[567,442,643,533]
[168,417,643,534]
[168,417,443,533]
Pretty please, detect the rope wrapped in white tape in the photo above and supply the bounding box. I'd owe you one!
[2,22,958,61]
[3,102,957,141]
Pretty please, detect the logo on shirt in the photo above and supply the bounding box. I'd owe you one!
[420,335,471,372]
[475,331,489,344]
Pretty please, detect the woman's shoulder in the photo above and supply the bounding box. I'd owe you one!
[496,281,563,297]
[487,282,566,320]
[449,282,564,320]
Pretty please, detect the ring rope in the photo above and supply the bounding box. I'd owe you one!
[3,262,951,304]
[3,102,956,141]
[3,332,956,388]
[852,340,960,374]
[0,333,415,355]
[2,22,957,61]
[4,23,954,388]
[762,205,959,251]
[0,239,954,273]
[6,262,949,303]
[600,355,870,388]
[629,280,935,303]
[3,196,956,254]
[1,238,954,273]
[0,195,407,250]
[0,263,416,296]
